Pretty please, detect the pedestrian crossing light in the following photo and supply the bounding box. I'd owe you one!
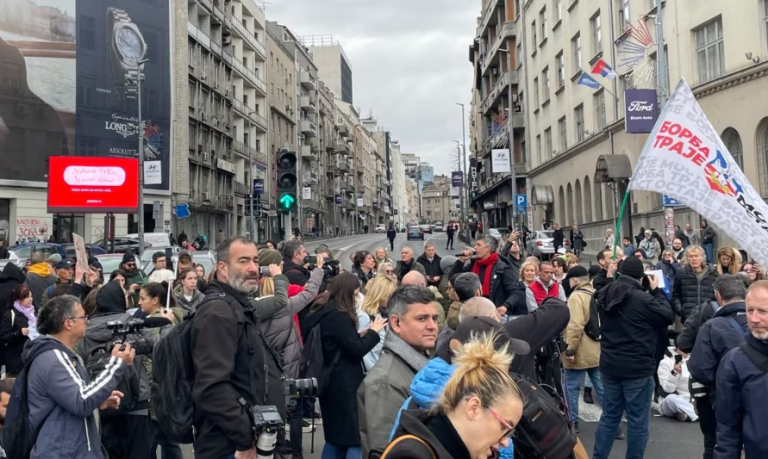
[277,150,297,212]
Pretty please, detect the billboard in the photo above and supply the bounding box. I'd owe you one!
[0,0,171,189]
[624,89,658,134]
[451,171,463,187]
[48,155,139,213]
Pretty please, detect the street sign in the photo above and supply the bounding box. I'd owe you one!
[279,193,296,210]
[302,187,311,200]
[515,195,527,208]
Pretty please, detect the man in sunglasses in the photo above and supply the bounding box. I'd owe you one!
[120,253,147,306]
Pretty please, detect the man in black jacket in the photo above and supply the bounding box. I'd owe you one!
[593,249,619,292]
[386,225,397,251]
[282,239,310,286]
[672,245,718,322]
[592,256,675,459]
[687,275,748,459]
[452,235,519,315]
[445,224,455,250]
[416,242,442,288]
[192,236,282,459]
[552,223,565,253]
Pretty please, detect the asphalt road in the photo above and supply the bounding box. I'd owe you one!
[176,233,705,458]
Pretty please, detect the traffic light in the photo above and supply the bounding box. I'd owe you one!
[276,150,297,212]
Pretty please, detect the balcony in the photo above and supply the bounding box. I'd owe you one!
[217,195,234,210]
[300,144,319,161]
[234,180,249,197]
[301,120,317,137]
[300,71,317,90]
[300,96,317,114]
[477,0,501,38]
[232,140,267,164]
[337,123,350,138]
[338,158,351,173]
[232,99,268,132]
[230,18,267,61]
[482,21,518,77]
[482,71,520,115]
[334,140,350,154]
[339,177,349,190]
[227,51,267,95]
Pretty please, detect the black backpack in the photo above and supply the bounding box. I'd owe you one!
[1,357,52,459]
[298,320,340,396]
[576,288,601,341]
[511,373,577,459]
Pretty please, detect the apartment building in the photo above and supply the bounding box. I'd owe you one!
[329,106,356,234]
[390,140,408,230]
[317,81,336,235]
[515,0,768,247]
[422,177,455,224]
[302,35,354,104]
[468,0,526,229]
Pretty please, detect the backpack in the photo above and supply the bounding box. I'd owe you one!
[576,288,601,341]
[1,357,53,459]
[298,320,340,396]
[151,292,255,444]
[511,373,577,459]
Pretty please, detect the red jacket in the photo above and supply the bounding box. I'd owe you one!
[529,279,561,306]
[288,284,305,344]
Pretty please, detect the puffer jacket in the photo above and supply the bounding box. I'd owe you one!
[672,264,718,321]
[173,285,204,318]
[256,269,323,378]
[26,336,128,458]
[563,282,600,370]
[386,357,514,459]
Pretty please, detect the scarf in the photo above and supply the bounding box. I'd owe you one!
[398,259,414,281]
[471,252,498,297]
[13,301,36,328]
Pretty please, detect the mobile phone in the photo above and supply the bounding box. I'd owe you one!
[259,266,270,277]
[674,354,683,364]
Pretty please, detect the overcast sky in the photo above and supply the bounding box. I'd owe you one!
[267,0,478,177]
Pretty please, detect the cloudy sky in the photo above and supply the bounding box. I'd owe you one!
[267,0,479,177]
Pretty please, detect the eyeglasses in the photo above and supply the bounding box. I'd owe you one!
[124,263,136,268]
[743,268,754,273]
[488,407,515,440]
[67,315,89,323]
[385,270,394,274]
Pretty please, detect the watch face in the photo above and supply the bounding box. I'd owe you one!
[116,26,144,64]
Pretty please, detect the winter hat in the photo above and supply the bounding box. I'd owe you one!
[47,253,62,264]
[564,265,589,281]
[122,252,135,264]
[440,255,458,274]
[619,256,645,280]
[258,249,283,267]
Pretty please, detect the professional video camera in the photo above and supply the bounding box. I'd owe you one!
[304,255,341,279]
[248,405,284,459]
[105,317,171,355]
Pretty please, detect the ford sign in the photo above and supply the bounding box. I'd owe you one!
[624,89,658,134]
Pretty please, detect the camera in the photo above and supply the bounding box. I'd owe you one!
[105,318,170,355]
[321,258,341,278]
[284,377,318,398]
[248,405,284,459]
[303,255,318,265]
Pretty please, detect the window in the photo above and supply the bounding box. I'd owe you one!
[571,33,582,73]
[533,77,540,107]
[617,0,630,32]
[595,90,606,130]
[555,0,563,23]
[556,52,565,89]
[532,21,538,48]
[575,104,585,142]
[694,19,725,84]
[559,116,567,151]
[517,42,523,67]
[536,135,542,164]
[540,8,548,41]
[591,11,602,55]
[542,67,550,101]
[721,128,743,170]
[757,119,768,195]
[545,128,553,157]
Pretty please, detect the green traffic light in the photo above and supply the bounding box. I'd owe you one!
[279,193,296,209]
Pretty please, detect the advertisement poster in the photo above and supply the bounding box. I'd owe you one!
[47,155,139,213]
[0,0,171,189]
[624,89,658,134]
[451,171,463,187]
[491,149,511,173]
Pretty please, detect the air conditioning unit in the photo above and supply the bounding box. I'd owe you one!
[223,35,232,45]
[225,123,231,129]
[213,117,219,126]
[492,67,499,76]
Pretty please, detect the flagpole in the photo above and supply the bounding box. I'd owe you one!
[580,68,618,99]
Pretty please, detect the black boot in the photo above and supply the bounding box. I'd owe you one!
[583,387,594,405]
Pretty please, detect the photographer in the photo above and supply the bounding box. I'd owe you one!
[282,240,311,286]
[192,237,282,459]
[592,256,675,459]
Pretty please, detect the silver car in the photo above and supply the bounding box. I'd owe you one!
[526,230,557,257]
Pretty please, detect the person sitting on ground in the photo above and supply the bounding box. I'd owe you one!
[657,347,697,422]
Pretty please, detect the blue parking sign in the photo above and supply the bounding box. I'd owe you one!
[515,195,527,208]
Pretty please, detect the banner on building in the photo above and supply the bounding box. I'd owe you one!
[0,0,171,189]
[628,78,768,267]
[253,178,264,195]
[624,89,658,133]
[357,198,363,207]
[491,149,510,173]
[450,187,459,197]
[451,171,463,187]
[302,187,311,200]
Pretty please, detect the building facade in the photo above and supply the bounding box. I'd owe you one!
[302,35,354,104]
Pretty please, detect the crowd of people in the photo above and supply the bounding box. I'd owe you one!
[0,220,765,459]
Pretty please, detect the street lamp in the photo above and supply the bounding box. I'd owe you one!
[455,103,468,225]
[134,59,149,255]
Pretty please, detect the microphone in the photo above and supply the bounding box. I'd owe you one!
[143,317,173,328]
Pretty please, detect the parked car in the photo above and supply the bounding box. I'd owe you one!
[525,231,571,258]
[407,226,425,241]
[60,243,107,258]
[141,248,216,276]
[95,237,152,254]
[433,221,444,232]
[95,253,141,277]
[122,232,172,248]
[487,228,511,241]
[9,243,65,260]
[419,224,432,234]
[374,224,387,233]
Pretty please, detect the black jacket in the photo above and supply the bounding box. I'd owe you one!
[303,300,380,446]
[676,300,718,353]
[449,257,519,311]
[416,254,442,286]
[353,266,376,290]
[672,265,718,321]
[0,306,30,375]
[598,275,675,379]
[446,226,455,237]
[283,258,311,286]
[553,228,564,247]
[0,262,25,311]
[191,280,281,458]
[674,229,689,247]
[701,225,716,244]
[505,297,570,380]
[387,410,470,459]
[687,301,747,385]
[592,268,613,292]
[387,228,397,240]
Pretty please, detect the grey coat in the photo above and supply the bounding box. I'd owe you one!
[255,268,323,378]
[173,285,204,318]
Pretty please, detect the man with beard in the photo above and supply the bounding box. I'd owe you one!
[671,238,685,261]
[192,236,282,459]
[395,247,426,281]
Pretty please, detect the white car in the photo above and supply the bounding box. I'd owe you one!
[374,225,386,233]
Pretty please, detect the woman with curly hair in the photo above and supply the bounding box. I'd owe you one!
[716,246,742,275]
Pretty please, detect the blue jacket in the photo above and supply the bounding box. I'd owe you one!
[715,334,768,459]
[688,302,747,385]
[388,357,514,459]
[24,335,127,458]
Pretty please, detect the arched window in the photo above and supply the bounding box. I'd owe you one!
[721,128,743,171]
[584,176,593,222]
[604,183,615,220]
[558,185,566,225]
[575,179,583,224]
[566,183,574,225]
[594,174,603,221]
[757,118,768,196]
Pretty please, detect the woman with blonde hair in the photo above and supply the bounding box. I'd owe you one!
[359,275,399,370]
[519,260,538,286]
[375,247,395,268]
[377,262,397,282]
[716,246,742,275]
[382,331,524,459]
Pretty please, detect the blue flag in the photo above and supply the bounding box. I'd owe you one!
[577,73,601,89]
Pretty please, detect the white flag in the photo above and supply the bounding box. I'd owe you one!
[628,78,768,267]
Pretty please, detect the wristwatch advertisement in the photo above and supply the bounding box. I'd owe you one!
[107,7,147,98]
